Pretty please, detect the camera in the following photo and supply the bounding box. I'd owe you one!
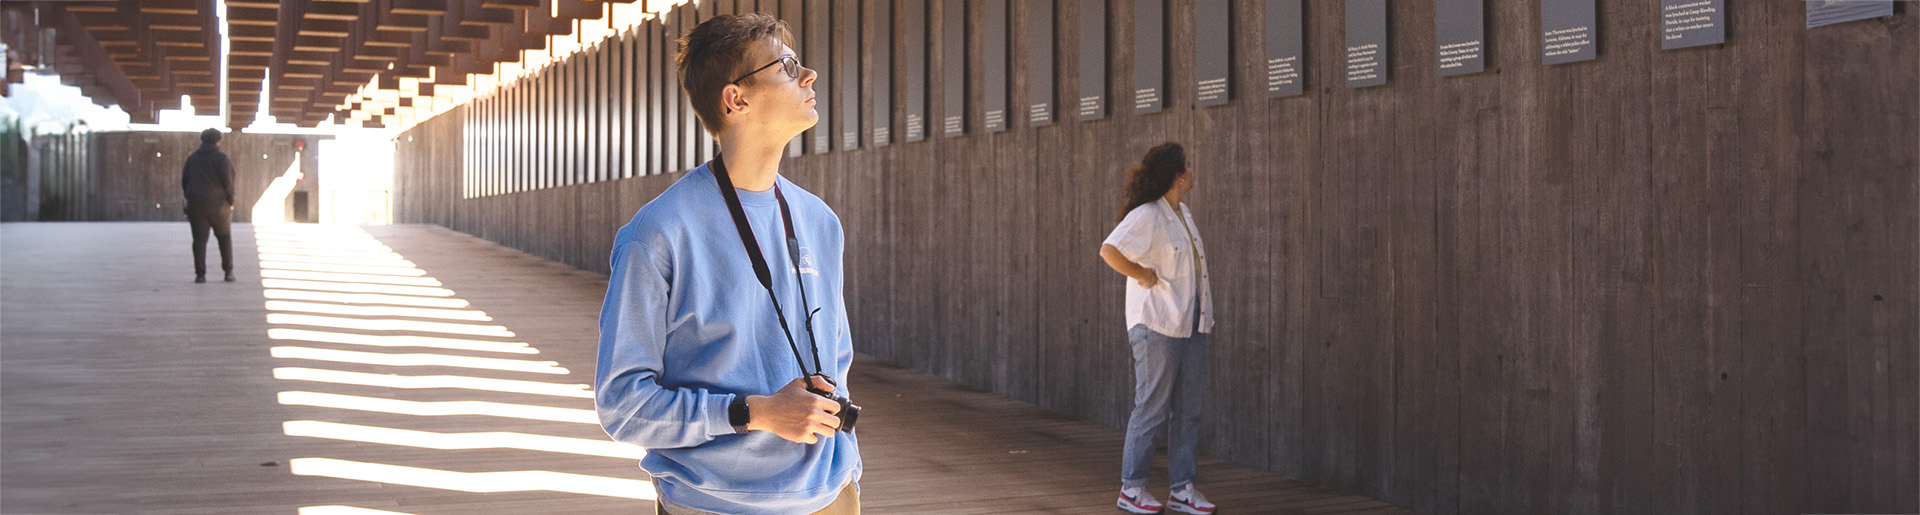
[805,375,861,432]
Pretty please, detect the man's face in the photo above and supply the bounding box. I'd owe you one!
[730,39,818,137]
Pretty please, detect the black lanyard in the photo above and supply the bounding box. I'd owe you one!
[710,154,828,385]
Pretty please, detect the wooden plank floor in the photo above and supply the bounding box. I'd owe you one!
[1,222,1407,515]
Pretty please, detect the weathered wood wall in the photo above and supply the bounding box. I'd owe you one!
[393,1,1919,513]
[28,131,321,222]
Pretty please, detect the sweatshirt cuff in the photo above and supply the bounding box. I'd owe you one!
[703,392,740,439]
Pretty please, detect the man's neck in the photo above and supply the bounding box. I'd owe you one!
[716,132,786,192]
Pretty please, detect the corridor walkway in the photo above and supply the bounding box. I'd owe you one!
[1,222,1405,514]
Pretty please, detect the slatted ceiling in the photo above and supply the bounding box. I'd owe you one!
[13,0,677,128]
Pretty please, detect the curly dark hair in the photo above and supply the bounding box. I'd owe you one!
[1116,142,1186,222]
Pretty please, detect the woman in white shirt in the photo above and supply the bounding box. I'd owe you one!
[1098,142,1217,515]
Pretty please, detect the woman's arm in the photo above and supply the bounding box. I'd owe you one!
[1100,244,1160,288]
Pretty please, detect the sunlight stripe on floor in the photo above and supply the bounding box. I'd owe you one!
[269,346,563,373]
[267,328,536,354]
[284,420,644,459]
[289,457,657,500]
[273,367,591,398]
[277,391,597,424]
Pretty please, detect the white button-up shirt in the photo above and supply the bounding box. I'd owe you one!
[1103,198,1214,338]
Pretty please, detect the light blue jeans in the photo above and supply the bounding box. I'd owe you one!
[1119,323,1209,490]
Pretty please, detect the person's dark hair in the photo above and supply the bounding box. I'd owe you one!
[200,128,221,144]
[676,13,795,136]
[1117,142,1187,222]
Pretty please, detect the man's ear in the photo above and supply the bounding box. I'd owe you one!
[722,84,748,114]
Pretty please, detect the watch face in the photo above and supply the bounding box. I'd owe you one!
[729,398,751,431]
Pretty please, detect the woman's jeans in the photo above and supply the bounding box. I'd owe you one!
[1120,324,1209,490]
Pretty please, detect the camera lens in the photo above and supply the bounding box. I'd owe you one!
[839,400,860,431]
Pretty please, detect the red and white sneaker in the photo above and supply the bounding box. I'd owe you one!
[1117,486,1164,514]
[1168,484,1216,514]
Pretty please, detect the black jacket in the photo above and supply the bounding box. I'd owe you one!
[181,143,235,207]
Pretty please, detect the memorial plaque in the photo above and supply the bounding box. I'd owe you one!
[1078,0,1107,119]
[784,0,804,155]
[839,0,859,150]
[904,0,928,141]
[1807,0,1891,28]
[1541,0,1597,65]
[1344,0,1387,88]
[872,0,891,146]
[983,0,1008,132]
[1660,0,1723,49]
[809,0,832,153]
[1132,0,1163,113]
[943,0,966,137]
[1265,0,1303,97]
[1437,0,1485,76]
[1195,0,1229,106]
[1028,0,1055,126]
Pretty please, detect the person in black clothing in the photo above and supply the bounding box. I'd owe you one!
[181,128,236,283]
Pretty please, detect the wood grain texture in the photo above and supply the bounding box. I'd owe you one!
[391,1,1920,513]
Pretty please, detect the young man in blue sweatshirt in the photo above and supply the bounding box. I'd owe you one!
[595,12,861,515]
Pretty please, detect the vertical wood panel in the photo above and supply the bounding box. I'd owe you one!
[698,1,717,164]
[543,68,555,188]
[570,54,582,185]
[680,7,700,169]
[592,44,605,183]
[663,13,681,173]
[782,0,806,155]
[647,20,662,177]
[623,30,637,179]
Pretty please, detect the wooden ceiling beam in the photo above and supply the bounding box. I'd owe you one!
[297,19,353,37]
[391,0,448,15]
[303,1,365,21]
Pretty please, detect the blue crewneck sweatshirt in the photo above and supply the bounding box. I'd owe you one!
[595,163,861,514]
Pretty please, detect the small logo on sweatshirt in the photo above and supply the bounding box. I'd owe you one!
[798,247,819,276]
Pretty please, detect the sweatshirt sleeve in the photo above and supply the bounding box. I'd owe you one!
[594,238,738,450]
[218,154,235,205]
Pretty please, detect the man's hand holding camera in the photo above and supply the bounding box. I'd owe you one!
[745,376,843,444]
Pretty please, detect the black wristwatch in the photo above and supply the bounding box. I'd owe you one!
[728,397,752,434]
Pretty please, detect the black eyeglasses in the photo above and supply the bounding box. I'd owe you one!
[728,55,801,85]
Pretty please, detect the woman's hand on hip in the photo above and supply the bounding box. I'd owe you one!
[1135,270,1159,288]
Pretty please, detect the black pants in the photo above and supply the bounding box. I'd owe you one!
[187,205,233,276]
